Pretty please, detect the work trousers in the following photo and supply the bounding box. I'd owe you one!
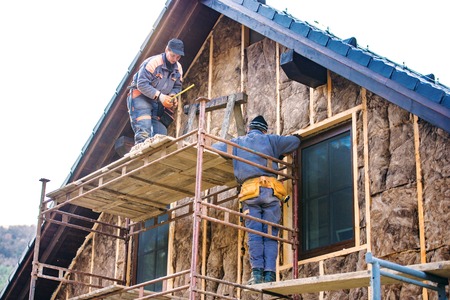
[127,94,167,144]
[242,187,281,272]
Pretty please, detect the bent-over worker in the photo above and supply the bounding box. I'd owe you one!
[127,38,184,144]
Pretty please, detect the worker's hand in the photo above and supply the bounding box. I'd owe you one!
[292,133,301,141]
[159,93,174,108]
[169,94,178,108]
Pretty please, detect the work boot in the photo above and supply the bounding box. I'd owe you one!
[264,271,276,283]
[247,268,264,285]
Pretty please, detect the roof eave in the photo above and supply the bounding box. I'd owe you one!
[201,0,450,132]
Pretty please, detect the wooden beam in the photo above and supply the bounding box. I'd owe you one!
[352,112,361,246]
[207,34,213,134]
[327,70,332,118]
[361,88,372,254]
[233,104,246,136]
[220,94,237,138]
[183,92,247,114]
[309,87,314,125]
[276,42,281,135]
[295,105,362,137]
[413,115,429,300]
[261,270,371,294]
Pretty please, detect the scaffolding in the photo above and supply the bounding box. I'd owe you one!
[29,97,450,300]
[30,97,299,300]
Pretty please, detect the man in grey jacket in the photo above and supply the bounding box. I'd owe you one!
[127,38,184,144]
[212,115,301,284]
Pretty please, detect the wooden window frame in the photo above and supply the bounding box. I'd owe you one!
[297,122,355,260]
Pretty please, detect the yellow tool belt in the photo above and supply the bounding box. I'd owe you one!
[238,176,287,201]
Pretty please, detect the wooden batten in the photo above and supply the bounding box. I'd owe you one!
[413,115,429,300]
[207,34,213,134]
[309,87,314,125]
[361,88,372,254]
[327,70,332,118]
[296,105,361,137]
[352,112,361,246]
[276,42,281,135]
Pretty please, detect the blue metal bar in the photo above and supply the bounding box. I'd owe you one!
[371,261,381,300]
[379,270,440,291]
[366,252,448,300]
[368,254,447,285]
[438,283,447,300]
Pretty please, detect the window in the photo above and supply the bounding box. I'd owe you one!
[136,213,169,291]
[298,123,354,259]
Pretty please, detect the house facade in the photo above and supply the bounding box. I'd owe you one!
[2,0,448,299]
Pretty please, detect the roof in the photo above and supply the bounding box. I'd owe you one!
[2,0,449,298]
[200,0,450,133]
[62,0,450,185]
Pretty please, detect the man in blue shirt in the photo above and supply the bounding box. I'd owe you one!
[212,115,301,284]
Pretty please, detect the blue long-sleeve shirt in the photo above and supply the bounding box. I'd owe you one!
[212,130,300,184]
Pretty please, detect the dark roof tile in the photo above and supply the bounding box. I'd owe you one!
[273,12,293,28]
[243,0,259,11]
[327,38,351,56]
[347,48,372,67]
[391,69,419,90]
[421,73,435,83]
[258,4,276,19]
[308,28,330,46]
[343,37,357,47]
[290,20,310,37]
[415,80,446,104]
[368,58,395,78]
[441,94,450,109]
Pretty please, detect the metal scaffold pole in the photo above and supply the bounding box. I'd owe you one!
[29,178,50,300]
[189,97,210,299]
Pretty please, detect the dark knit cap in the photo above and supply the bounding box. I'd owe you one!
[249,115,268,132]
[167,38,184,56]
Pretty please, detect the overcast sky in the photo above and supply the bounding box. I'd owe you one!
[0,0,447,227]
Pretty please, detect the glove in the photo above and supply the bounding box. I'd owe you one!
[171,97,178,108]
[159,93,174,108]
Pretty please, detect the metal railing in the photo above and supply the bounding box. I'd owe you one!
[365,252,448,300]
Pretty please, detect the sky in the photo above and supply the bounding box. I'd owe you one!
[0,0,447,227]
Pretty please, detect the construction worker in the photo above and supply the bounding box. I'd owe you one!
[127,38,184,144]
[212,115,301,284]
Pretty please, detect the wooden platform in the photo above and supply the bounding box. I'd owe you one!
[69,261,449,299]
[259,261,450,295]
[69,284,170,300]
[47,135,236,222]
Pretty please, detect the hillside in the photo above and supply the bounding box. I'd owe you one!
[0,225,35,293]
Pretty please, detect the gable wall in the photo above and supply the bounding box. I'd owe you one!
[52,15,449,300]
[174,15,450,299]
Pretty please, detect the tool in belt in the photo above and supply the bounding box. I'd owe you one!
[238,176,288,201]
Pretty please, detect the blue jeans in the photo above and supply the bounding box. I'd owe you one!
[127,94,167,144]
[242,187,281,272]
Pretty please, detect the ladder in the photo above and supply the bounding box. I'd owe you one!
[182,92,247,139]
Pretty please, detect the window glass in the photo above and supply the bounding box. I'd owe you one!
[299,125,354,257]
[136,213,169,291]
